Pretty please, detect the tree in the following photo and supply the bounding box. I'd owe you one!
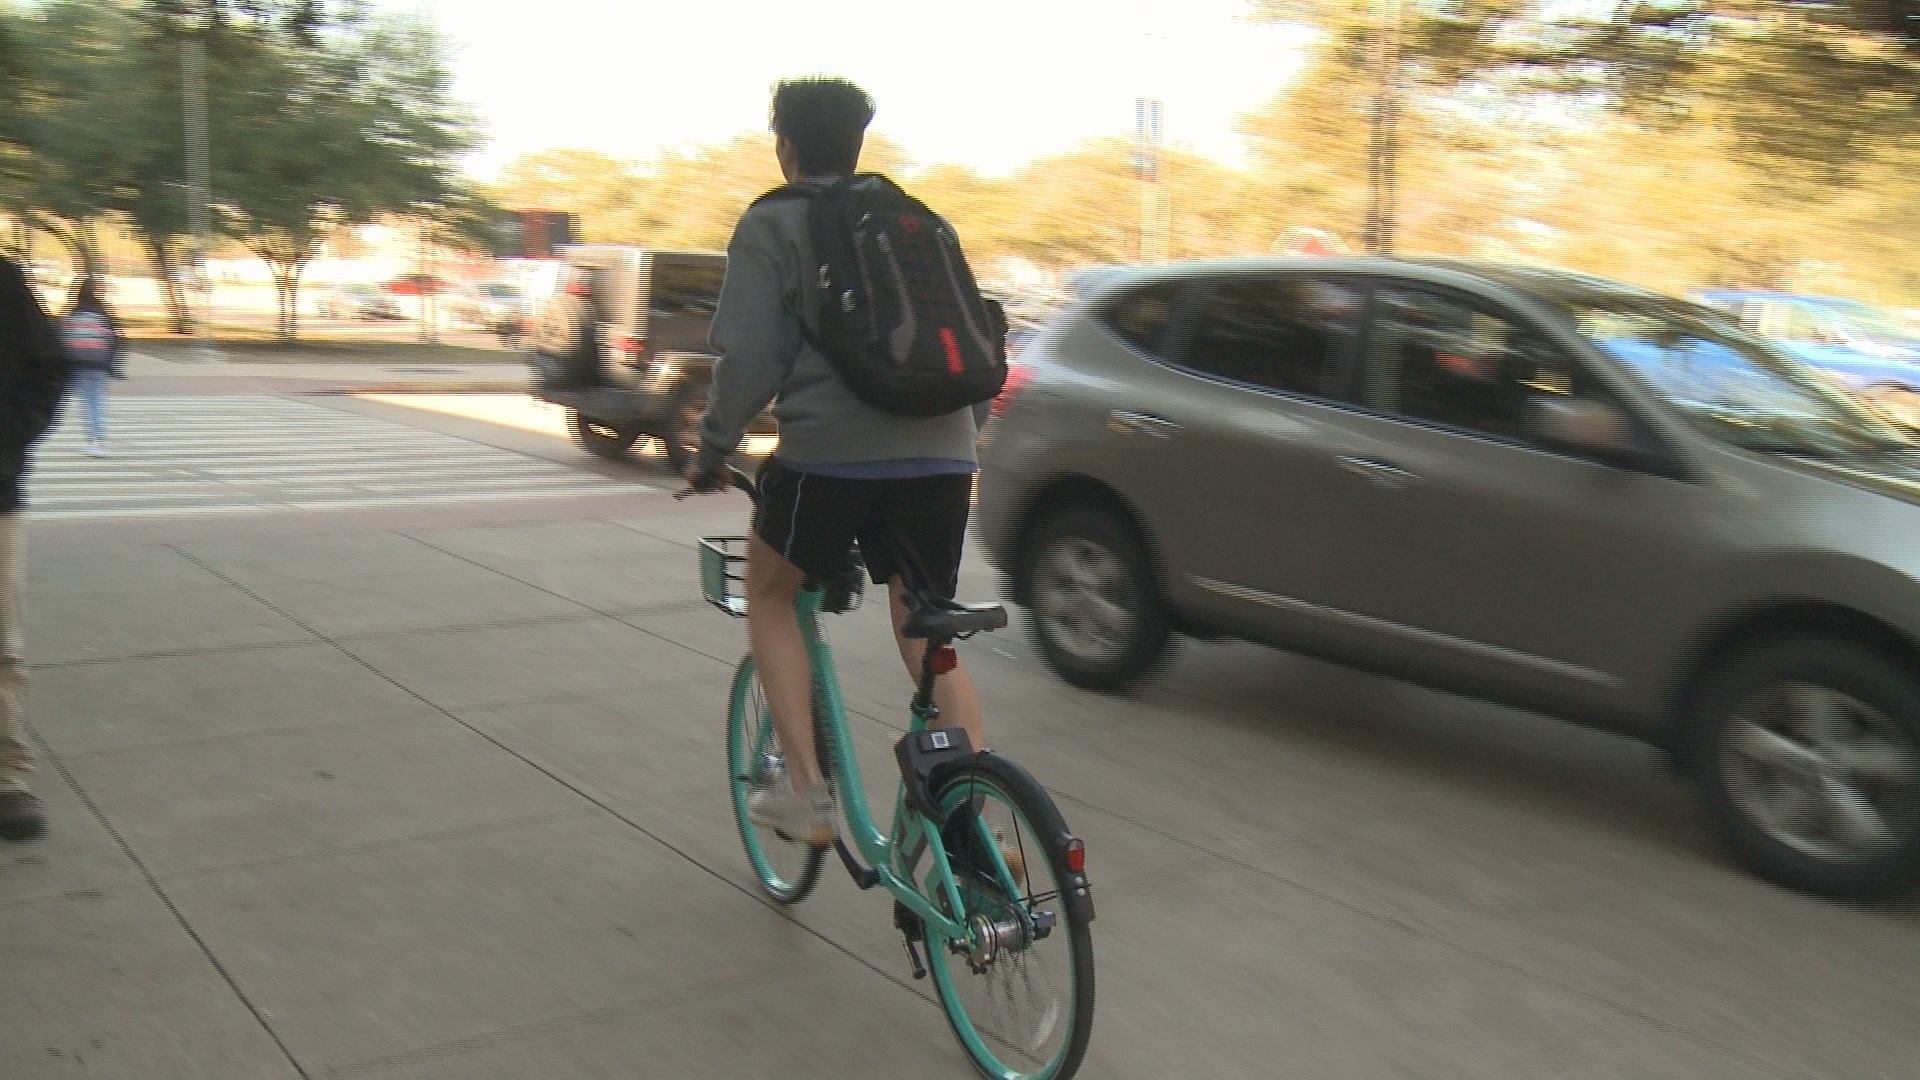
[211,4,477,336]
[492,148,647,243]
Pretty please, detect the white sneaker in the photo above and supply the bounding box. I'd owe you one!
[84,443,109,458]
[748,786,836,846]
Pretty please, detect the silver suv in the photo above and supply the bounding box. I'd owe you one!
[977,258,1920,900]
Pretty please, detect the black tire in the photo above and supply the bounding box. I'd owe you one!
[1019,503,1170,692]
[1690,636,1920,900]
[658,387,707,475]
[925,753,1096,1080]
[566,409,637,461]
[1866,386,1920,432]
[726,658,826,905]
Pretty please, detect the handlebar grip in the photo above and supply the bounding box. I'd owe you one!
[672,463,759,504]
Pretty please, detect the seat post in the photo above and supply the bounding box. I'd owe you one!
[913,638,945,716]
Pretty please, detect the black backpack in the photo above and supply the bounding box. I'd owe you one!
[753,174,1007,418]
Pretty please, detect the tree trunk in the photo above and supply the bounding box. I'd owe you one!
[273,262,306,340]
[140,231,193,335]
[37,216,101,286]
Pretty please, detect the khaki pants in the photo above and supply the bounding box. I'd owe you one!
[0,513,30,793]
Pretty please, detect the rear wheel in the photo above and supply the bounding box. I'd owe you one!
[659,388,707,474]
[1021,504,1170,692]
[1693,637,1920,899]
[726,658,825,904]
[1866,386,1920,432]
[566,409,637,461]
[924,755,1095,1080]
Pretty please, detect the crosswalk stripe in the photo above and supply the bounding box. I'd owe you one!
[30,395,649,520]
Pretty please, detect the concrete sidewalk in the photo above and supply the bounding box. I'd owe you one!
[8,486,1920,1079]
[119,349,532,396]
[0,506,981,1079]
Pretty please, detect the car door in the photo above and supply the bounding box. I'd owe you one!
[1090,272,1397,656]
[1301,282,1711,716]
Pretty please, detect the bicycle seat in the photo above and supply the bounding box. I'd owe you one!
[903,594,1008,641]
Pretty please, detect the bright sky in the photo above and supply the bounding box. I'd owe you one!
[376,0,1315,180]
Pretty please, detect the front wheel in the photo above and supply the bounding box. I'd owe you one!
[1692,637,1920,900]
[567,409,637,461]
[1866,386,1920,432]
[923,754,1095,1080]
[1021,504,1170,692]
[726,657,825,904]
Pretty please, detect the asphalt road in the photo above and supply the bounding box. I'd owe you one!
[6,387,1916,1080]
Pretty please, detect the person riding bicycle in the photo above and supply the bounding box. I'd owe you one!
[686,77,990,845]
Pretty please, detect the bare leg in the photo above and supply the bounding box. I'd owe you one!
[746,532,823,790]
[888,578,985,752]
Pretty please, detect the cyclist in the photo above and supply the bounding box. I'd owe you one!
[686,77,990,845]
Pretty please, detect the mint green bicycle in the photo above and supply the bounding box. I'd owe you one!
[691,467,1096,1080]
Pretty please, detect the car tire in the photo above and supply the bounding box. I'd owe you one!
[1020,503,1171,692]
[1866,387,1920,432]
[1690,636,1920,900]
[567,409,637,462]
[655,388,707,475]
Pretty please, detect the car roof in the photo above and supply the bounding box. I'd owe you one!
[1691,289,1849,305]
[1073,256,1679,309]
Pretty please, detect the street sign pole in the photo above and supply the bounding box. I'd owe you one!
[1136,98,1169,264]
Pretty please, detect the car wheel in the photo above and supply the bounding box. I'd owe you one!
[661,390,713,474]
[567,409,637,462]
[1692,637,1920,900]
[1020,503,1171,692]
[1867,387,1920,432]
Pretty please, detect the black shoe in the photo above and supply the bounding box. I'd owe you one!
[0,790,47,842]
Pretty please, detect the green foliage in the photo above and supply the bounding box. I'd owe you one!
[2,0,475,336]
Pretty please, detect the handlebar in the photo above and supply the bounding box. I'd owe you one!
[673,463,757,505]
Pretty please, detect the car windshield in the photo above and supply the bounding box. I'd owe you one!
[1539,286,1916,456]
[1815,299,1918,343]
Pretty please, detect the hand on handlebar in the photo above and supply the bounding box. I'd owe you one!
[674,461,757,502]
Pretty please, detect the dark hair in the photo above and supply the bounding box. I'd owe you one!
[71,276,107,315]
[769,77,875,176]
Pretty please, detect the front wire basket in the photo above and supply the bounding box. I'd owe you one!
[698,536,866,617]
[699,536,749,617]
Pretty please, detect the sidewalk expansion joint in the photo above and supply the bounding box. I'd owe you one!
[171,541,932,1016]
[24,725,317,1080]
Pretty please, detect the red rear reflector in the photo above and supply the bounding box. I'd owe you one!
[930,646,958,675]
[991,363,1034,418]
[1064,836,1085,874]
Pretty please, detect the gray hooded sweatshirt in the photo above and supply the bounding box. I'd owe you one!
[695,178,986,472]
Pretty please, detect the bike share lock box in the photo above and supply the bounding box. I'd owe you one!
[894,727,975,820]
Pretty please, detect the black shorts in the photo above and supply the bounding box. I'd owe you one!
[753,458,973,598]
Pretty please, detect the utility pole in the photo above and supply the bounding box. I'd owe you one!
[1362,0,1404,256]
[1135,98,1170,264]
[182,0,220,359]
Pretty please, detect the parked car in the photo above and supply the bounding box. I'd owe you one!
[524,245,774,470]
[382,273,452,296]
[447,281,526,336]
[978,257,1920,900]
[1691,290,1920,430]
[319,283,402,320]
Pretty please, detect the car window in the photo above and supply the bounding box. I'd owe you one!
[1177,275,1363,397]
[1780,304,1844,345]
[1366,286,1618,445]
[1103,282,1184,354]
[651,262,724,316]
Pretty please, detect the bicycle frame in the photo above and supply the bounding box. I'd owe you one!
[791,584,1017,947]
